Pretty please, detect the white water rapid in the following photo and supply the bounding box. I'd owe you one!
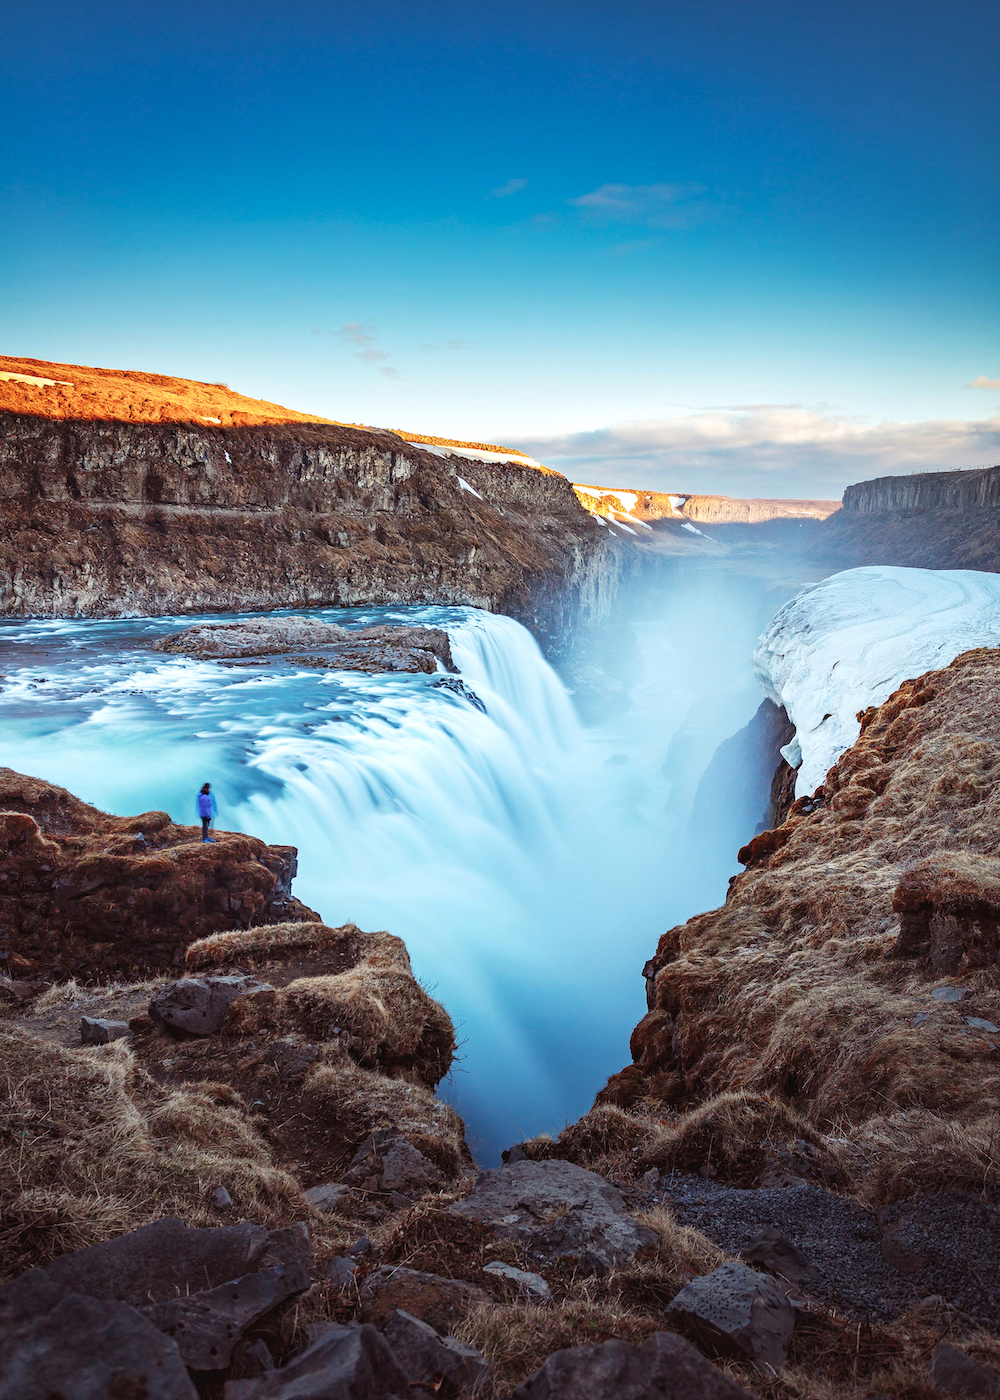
[0,569,798,1161]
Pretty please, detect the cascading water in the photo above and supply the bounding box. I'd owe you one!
[0,566,802,1161]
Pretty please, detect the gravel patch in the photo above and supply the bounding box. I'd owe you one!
[643,1174,999,1330]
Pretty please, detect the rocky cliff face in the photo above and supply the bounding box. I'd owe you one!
[842,465,1000,513]
[0,411,621,650]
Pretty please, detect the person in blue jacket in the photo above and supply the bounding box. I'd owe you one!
[197,783,218,842]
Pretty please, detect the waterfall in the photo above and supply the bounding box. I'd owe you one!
[0,572,796,1161]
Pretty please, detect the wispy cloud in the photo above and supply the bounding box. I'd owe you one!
[512,408,1000,500]
[338,322,398,377]
[489,177,528,198]
[968,375,1000,389]
[568,181,707,229]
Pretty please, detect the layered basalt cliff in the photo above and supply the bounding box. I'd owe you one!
[0,411,620,650]
[815,464,1000,573]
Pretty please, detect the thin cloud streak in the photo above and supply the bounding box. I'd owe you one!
[489,177,528,198]
[568,181,707,229]
[512,409,1000,500]
[968,375,1000,389]
[338,321,399,375]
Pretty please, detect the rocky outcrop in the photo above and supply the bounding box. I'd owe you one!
[153,617,458,673]
[0,767,314,981]
[0,409,622,653]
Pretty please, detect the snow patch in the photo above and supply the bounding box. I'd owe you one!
[201,416,222,424]
[0,371,73,387]
[668,495,688,510]
[412,442,542,468]
[681,522,704,536]
[607,518,638,536]
[457,476,483,500]
[753,566,1000,798]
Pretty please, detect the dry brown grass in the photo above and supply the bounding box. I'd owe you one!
[185,920,407,973]
[613,650,1000,1202]
[0,1026,304,1279]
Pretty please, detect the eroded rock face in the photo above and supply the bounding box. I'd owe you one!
[0,767,316,981]
[451,1159,658,1274]
[222,1324,409,1399]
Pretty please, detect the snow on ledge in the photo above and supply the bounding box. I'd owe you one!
[412,442,543,468]
[753,566,1000,798]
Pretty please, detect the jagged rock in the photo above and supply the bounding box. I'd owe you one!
[233,1337,276,1377]
[341,1128,444,1193]
[740,1227,822,1288]
[142,1264,308,1370]
[931,1343,1000,1397]
[358,1266,488,1334]
[324,1257,359,1289]
[383,1309,492,1392]
[511,1331,758,1399]
[665,1262,795,1374]
[214,1186,235,1211]
[0,1290,197,1400]
[36,1218,273,1305]
[222,1323,410,1399]
[154,619,458,674]
[305,1182,352,1214]
[150,974,271,1036]
[451,1159,659,1274]
[80,1015,131,1044]
[483,1260,552,1301]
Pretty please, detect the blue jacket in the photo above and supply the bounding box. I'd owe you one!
[197,791,218,819]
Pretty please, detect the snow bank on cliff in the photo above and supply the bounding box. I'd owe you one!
[753,566,1000,797]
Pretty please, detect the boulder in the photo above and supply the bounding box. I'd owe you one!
[931,1343,1000,1398]
[150,974,271,1036]
[511,1331,758,1399]
[451,1160,659,1274]
[740,1227,822,1288]
[0,1291,197,1400]
[222,1323,410,1399]
[305,1182,352,1214]
[341,1128,444,1194]
[37,1218,273,1306]
[234,1337,276,1377]
[483,1260,552,1301]
[665,1262,795,1374]
[383,1308,492,1392]
[324,1257,359,1289]
[141,1264,308,1370]
[259,1222,314,1288]
[80,1016,131,1045]
[358,1266,488,1334]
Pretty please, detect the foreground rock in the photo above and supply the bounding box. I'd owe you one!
[223,1324,409,1399]
[383,1308,492,1393]
[0,1290,198,1400]
[340,1127,445,1193]
[512,1332,757,1400]
[665,1262,795,1374]
[451,1159,658,1274]
[154,618,458,674]
[358,1266,488,1334]
[0,766,315,980]
[149,974,272,1036]
[931,1342,1000,1398]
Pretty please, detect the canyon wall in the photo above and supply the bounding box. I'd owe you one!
[842,464,1000,513]
[0,411,622,651]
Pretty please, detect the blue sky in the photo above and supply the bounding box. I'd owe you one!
[2,0,997,497]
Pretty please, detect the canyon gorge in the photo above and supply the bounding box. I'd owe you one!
[1,358,999,1400]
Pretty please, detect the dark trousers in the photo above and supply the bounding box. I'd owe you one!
[201,817,211,839]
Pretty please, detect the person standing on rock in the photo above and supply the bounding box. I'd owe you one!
[197,783,218,843]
